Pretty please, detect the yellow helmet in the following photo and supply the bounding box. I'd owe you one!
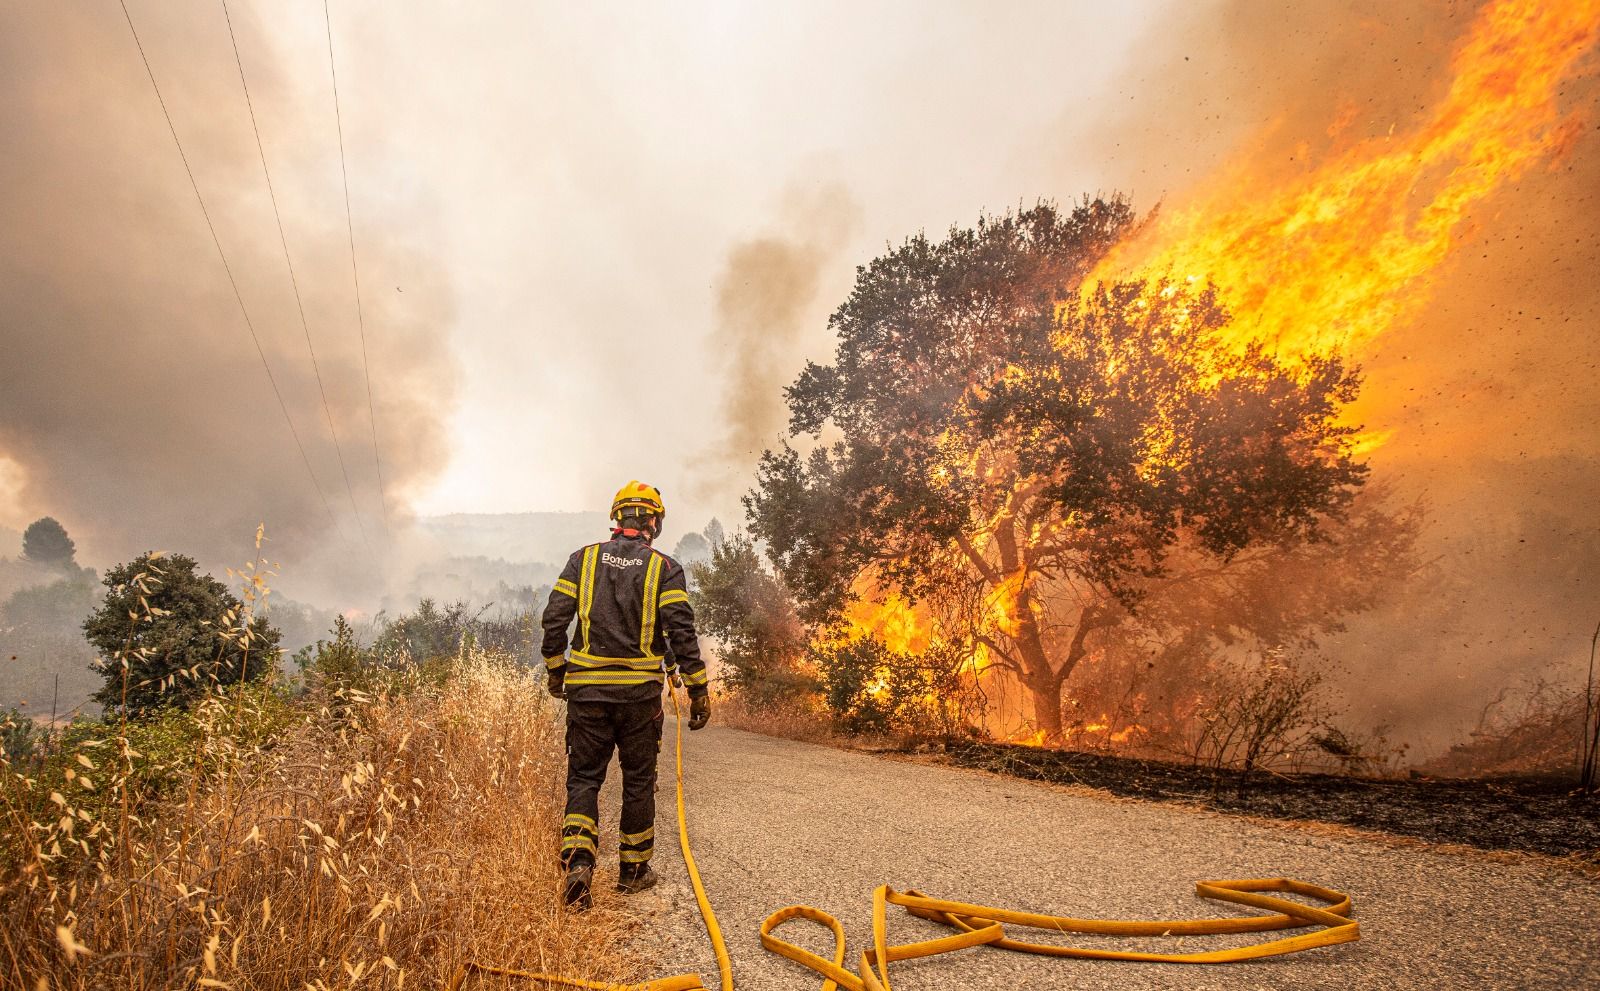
[610,480,666,523]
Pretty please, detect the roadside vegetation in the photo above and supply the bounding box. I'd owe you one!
[0,536,637,990]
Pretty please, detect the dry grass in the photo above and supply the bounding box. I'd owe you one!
[717,691,942,757]
[714,692,838,747]
[1,651,645,990]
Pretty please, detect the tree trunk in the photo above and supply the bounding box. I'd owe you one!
[959,511,1102,743]
[1020,649,1066,740]
[1009,578,1069,742]
[1009,593,1098,744]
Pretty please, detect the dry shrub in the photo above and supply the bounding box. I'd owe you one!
[1173,651,1332,777]
[1,651,643,990]
[1424,679,1586,779]
[716,690,837,746]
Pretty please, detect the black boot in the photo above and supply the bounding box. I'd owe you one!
[617,862,657,895]
[562,862,594,910]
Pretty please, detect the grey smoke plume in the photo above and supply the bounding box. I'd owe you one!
[695,183,861,500]
[0,3,459,595]
[1087,0,1600,751]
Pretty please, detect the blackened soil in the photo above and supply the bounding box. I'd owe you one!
[941,741,1600,861]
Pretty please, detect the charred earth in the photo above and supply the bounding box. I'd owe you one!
[942,741,1600,863]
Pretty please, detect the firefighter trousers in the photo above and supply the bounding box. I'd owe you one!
[560,698,663,868]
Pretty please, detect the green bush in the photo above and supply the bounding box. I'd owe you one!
[84,553,281,715]
[812,637,954,736]
[371,599,531,664]
[1,708,49,764]
[292,600,540,705]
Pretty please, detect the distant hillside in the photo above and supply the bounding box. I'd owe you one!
[416,512,611,565]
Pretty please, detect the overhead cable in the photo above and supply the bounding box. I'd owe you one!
[117,0,345,538]
[220,0,371,551]
[321,0,391,535]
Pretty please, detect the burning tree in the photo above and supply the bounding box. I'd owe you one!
[749,201,1374,741]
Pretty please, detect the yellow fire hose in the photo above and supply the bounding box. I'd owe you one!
[455,688,1360,990]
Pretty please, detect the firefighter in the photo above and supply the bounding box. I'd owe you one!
[542,480,711,909]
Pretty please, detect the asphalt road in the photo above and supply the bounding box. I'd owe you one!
[591,725,1600,990]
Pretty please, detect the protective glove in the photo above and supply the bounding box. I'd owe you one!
[688,693,711,731]
[547,668,566,700]
[668,670,683,690]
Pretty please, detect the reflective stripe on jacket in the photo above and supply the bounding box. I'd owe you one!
[541,532,709,703]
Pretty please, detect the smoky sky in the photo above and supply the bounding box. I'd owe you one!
[694,182,861,502]
[1,0,1165,595]
[0,3,459,592]
[2,0,1595,752]
[1080,0,1600,748]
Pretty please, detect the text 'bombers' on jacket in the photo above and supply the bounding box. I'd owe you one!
[541,531,710,704]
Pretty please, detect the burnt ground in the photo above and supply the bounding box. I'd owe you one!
[938,741,1600,862]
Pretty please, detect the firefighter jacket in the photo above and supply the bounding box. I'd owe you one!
[541,531,710,704]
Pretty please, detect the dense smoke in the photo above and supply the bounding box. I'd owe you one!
[0,4,459,596]
[695,183,860,500]
[1089,0,1600,749]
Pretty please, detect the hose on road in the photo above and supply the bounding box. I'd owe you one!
[456,688,1360,991]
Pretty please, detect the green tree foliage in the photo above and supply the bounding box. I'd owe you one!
[748,201,1379,740]
[690,536,809,705]
[84,554,280,715]
[21,517,76,570]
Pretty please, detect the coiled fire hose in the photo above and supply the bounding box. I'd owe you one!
[454,688,1360,990]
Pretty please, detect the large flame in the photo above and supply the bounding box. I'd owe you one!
[840,573,933,655]
[836,0,1600,748]
[986,567,1032,639]
[1090,0,1599,364]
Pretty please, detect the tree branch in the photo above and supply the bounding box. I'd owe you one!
[954,531,1002,585]
[974,631,1019,671]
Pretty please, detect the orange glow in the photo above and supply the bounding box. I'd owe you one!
[840,573,933,655]
[1001,721,1146,749]
[0,453,30,529]
[1089,0,1599,366]
[1008,729,1050,748]
[864,673,891,700]
[837,2,1599,747]
[986,567,1032,638]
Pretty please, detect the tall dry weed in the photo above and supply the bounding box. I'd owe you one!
[3,637,642,988]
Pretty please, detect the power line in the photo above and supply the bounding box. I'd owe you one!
[323,0,391,535]
[117,0,345,538]
[220,0,371,552]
